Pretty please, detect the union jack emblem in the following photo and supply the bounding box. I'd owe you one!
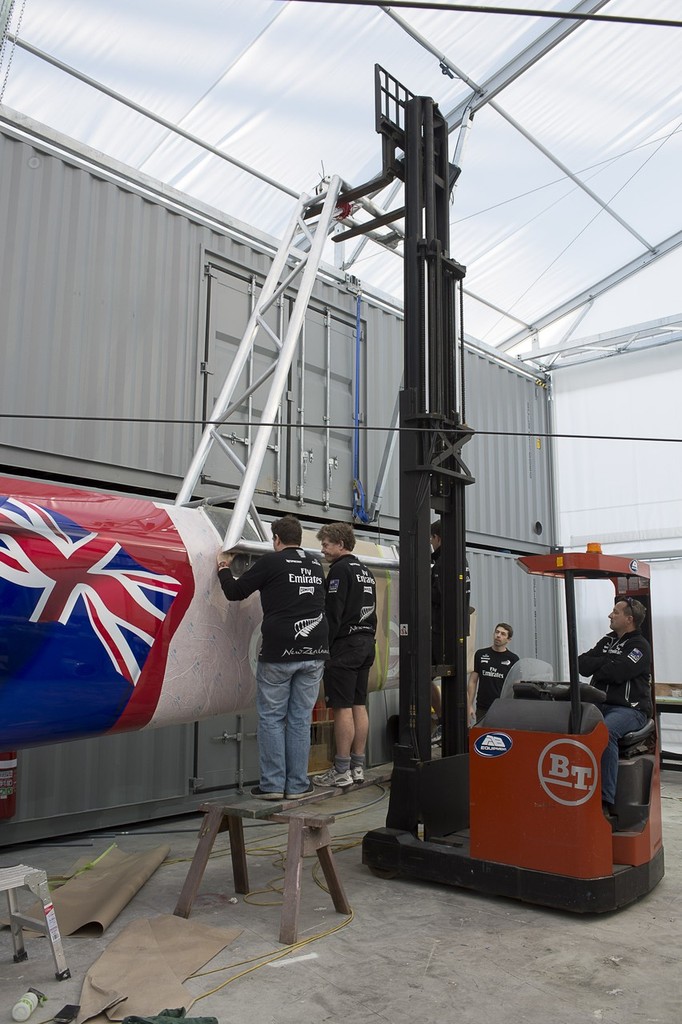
[0,496,181,686]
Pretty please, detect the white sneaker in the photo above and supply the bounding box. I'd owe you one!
[313,767,353,789]
[351,766,365,784]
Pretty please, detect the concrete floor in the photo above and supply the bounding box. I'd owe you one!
[1,772,681,1024]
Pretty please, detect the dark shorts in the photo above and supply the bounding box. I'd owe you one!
[323,634,376,708]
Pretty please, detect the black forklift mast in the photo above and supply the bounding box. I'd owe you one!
[329,67,473,835]
[372,68,473,833]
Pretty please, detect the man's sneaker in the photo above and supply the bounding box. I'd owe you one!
[431,724,442,744]
[285,781,315,800]
[313,767,353,789]
[250,786,284,801]
[351,766,365,784]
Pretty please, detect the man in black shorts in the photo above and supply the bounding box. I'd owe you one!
[313,522,377,789]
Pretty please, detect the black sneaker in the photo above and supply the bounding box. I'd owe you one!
[285,781,315,800]
[251,786,284,801]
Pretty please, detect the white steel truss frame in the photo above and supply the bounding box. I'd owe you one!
[175,176,344,551]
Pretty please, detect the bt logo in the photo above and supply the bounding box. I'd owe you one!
[538,739,598,806]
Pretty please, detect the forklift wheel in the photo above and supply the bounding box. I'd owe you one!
[368,865,400,880]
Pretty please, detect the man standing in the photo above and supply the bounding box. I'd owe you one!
[217,515,328,800]
[578,597,652,814]
[467,623,518,724]
[313,522,377,789]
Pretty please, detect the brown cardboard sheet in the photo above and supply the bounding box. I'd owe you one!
[10,845,172,936]
[77,914,240,1023]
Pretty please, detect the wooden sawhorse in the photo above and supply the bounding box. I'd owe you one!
[174,767,391,941]
[174,798,350,944]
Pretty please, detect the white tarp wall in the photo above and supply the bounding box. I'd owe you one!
[552,344,682,754]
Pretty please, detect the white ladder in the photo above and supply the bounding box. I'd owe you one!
[1,864,70,980]
[175,176,344,551]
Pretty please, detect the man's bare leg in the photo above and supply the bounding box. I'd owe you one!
[351,704,369,756]
[333,706,354,758]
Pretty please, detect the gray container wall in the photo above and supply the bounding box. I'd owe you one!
[363,343,554,549]
[199,253,388,518]
[0,113,553,549]
[467,548,560,668]
[0,126,199,491]
[0,725,196,847]
[464,352,553,551]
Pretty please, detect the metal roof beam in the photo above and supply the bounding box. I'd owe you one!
[518,313,682,371]
[463,288,531,330]
[442,0,611,126]
[383,3,653,251]
[499,229,682,352]
[488,105,654,250]
[532,312,682,356]
[527,329,682,371]
[138,2,290,175]
[7,32,299,200]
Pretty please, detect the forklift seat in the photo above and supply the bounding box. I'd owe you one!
[613,721,656,830]
[618,718,655,757]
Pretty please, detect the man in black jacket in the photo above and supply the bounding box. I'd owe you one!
[578,597,652,810]
[313,522,377,788]
[217,515,328,800]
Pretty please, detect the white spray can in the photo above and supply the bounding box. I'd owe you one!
[12,988,45,1022]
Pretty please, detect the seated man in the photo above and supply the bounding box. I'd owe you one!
[578,597,652,814]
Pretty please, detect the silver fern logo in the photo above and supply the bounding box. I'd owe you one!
[294,611,324,637]
[360,604,375,622]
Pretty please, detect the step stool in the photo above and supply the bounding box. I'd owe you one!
[0,865,71,980]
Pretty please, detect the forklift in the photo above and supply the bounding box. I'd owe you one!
[360,69,664,912]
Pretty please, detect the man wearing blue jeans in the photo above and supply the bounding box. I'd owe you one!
[578,597,652,817]
[217,516,328,800]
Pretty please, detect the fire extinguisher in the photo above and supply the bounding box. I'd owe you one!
[0,751,17,819]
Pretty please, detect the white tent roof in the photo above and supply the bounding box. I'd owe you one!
[2,0,682,367]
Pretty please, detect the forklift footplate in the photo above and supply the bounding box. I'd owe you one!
[362,827,664,913]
